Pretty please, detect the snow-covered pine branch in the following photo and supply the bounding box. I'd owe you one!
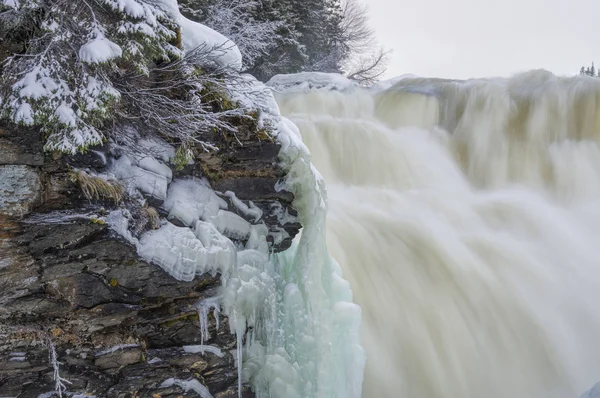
[0,0,181,154]
[115,46,251,153]
[0,0,248,155]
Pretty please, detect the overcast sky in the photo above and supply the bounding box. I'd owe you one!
[363,0,599,80]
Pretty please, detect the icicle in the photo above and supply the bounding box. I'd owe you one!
[195,296,221,355]
[236,320,244,398]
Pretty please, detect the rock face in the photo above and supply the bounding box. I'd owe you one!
[0,165,42,216]
[0,122,300,397]
[184,116,301,252]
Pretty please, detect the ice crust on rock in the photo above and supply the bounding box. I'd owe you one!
[183,345,224,357]
[164,178,227,227]
[110,154,169,202]
[160,378,214,398]
[224,191,263,222]
[138,221,236,281]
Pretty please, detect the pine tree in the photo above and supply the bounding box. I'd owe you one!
[579,63,597,77]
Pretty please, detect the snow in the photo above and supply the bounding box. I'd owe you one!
[55,104,76,127]
[138,136,176,162]
[79,36,123,64]
[160,378,214,398]
[105,0,146,18]
[14,103,34,124]
[2,0,19,9]
[138,157,172,183]
[180,16,243,71]
[183,345,224,357]
[267,72,357,93]
[94,344,139,357]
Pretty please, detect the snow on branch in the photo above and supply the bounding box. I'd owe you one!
[0,0,253,154]
[114,46,252,152]
[0,0,181,154]
[202,0,282,71]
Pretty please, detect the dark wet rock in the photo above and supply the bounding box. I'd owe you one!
[0,217,242,397]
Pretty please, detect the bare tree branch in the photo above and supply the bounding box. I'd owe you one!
[347,46,391,86]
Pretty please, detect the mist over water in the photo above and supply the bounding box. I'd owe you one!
[275,71,600,398]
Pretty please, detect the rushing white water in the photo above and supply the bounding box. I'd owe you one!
[275,70,600,398]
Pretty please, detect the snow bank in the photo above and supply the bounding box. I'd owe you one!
[267,72,357,93]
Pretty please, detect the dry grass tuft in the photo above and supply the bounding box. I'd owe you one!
[145,206,160,230]
[71,171,123,203]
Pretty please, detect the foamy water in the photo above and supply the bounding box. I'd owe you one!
[276,70,600,398]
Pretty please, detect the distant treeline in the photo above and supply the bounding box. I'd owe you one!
[580,63,598,77]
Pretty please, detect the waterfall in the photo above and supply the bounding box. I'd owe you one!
[275,70,600,398]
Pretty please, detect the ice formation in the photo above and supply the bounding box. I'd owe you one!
[94,344,139,357]
[183,345,224,357]
[160,378,213,398]
[99,4,364,397]
[106,79,364,398]
[196,296,221,347]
